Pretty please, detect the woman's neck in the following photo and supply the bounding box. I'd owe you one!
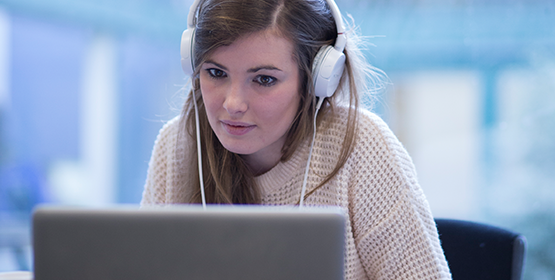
[242,151,282,176]
[241,137,285,176]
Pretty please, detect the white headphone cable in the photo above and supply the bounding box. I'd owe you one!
[299,97,325,208]
[192,89,207,209]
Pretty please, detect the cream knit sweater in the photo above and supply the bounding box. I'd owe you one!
[141,107,452,280]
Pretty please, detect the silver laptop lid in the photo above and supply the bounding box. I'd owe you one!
[33,205,345,280]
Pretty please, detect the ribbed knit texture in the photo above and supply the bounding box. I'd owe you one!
[141,107,452,280]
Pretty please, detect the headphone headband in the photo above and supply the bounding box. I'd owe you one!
[187,0,202,28]
[325,0,346,52]
[187,0,344,35]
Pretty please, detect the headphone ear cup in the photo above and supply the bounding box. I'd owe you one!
[312,45,346,98]
[181,28,196,76]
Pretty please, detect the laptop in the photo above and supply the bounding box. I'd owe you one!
[32,205,346,280]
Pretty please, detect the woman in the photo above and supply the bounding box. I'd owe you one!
[141,0,452,279]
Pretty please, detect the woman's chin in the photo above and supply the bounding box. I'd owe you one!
[219,140,256,156]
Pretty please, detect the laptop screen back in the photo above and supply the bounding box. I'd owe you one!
[33,205,345,280]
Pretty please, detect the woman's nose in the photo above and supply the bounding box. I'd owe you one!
[222,82,248,115]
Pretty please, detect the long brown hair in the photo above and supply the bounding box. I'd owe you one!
[179,0,375,204]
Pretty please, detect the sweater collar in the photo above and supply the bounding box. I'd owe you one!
[254,139,309,196]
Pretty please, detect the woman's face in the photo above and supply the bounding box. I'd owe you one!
[199,30,301,165]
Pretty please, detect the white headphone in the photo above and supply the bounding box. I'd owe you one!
[181,0,347,208]
[180,0,346,99]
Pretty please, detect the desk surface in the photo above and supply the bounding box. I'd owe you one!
[0,271,33,280]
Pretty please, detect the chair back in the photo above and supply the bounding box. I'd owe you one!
[435,218,527,280]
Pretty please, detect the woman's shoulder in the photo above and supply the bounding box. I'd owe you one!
[325,106,395,141]
[328,106,413,169]
[354,108,419,183]
[162,115,182,132]
[155,115,182,143]
[357,108,397,142]
[358,109,409,157]
[147,115,185,161]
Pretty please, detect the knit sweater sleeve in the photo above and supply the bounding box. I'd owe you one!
[349,111,451,279]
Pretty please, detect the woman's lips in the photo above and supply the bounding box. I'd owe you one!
[221,120,256,136]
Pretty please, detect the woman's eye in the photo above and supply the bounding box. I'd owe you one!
[254,75,277,87]
[207,68,227,78]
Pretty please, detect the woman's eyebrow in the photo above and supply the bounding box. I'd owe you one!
[247,65,282,73]
[204,60,228,70]
[204,60,282,73]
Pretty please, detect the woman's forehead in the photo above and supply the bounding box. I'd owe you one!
[205,30,297,70]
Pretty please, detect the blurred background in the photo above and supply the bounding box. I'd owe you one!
[0,0,553,278]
